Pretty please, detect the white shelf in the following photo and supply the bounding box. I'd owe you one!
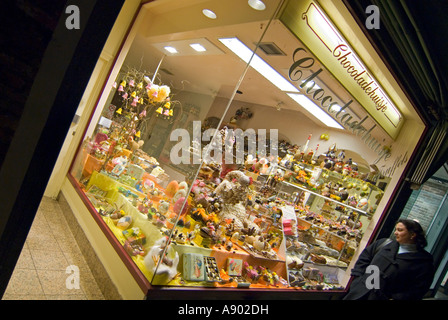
[281,180,368,215]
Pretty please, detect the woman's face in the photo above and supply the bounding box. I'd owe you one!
[394,222,415,244]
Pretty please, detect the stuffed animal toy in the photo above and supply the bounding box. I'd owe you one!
[143,237,179,284]
[214,171,258,231]
[244,154,257,171]
[191,179,208,198]
[157,200,170,215]
[129,136,144,151]
[173,188,187,203]
[214,170,251,205]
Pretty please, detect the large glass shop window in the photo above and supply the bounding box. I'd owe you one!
[70,0,391,291]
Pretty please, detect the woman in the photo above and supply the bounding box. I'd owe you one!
[343,219,434,300]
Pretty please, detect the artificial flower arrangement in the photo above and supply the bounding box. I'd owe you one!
[113,68,176,126]
[93,67,181,173]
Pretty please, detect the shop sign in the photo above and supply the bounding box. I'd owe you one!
[280,0,404,139]
[288,47,392,166]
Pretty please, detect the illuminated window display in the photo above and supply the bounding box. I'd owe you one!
[67,0,426,296]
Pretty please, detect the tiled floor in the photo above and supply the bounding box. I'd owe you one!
[2,197,105,300]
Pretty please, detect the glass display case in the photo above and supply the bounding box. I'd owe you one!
[266,152,385,289]
[65,0,426,297]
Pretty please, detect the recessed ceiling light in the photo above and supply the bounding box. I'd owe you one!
[163,46,178,54]
[248,0,266,11]
[202,9,217,19]
[219,37,298,92]
[190,43,207,52]
[219,37,343,129]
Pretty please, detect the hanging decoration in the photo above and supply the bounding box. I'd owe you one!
[97,62,182,174]
[113,68,176,120]
[110,67,180,146]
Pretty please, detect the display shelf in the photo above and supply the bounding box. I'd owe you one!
[284,216,351,289]
[73,143,365,291]
[257,158,372,289]
[75,162,296,289]
[266,161,372,237]
[286,218,351,261]
[67,174,152,294]
[270,162,381,214]
[281,180,368,216]
[294,216,356,242]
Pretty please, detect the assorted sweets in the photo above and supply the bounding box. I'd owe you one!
[77,124,384,291]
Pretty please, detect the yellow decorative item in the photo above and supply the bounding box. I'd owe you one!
[148,85,159,100]
[131,91,137,98]
[168,109,173,116]
[120,80,126,87]
[137,82,143,89]
[155,107,163,114]
[135,131,141,138]
[165,180,179,198]
[164,101,171,109]
[138,97,144,104]
[116,108,122,114]
[156,85,170,102]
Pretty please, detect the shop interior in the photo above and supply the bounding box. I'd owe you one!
[66,0,426,295]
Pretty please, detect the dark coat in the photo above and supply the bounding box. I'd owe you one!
[343,238,434,300]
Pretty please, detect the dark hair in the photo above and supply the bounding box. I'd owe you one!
[396,218,427,250]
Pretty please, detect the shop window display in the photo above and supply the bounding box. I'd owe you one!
[71,84,383,289]
[67,0,422,295]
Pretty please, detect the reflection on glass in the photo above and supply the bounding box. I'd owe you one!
[68,0,390,293]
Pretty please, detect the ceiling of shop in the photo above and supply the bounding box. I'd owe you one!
[125,14,356,130]
[127,19,365,116]
[122,0,436,148]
